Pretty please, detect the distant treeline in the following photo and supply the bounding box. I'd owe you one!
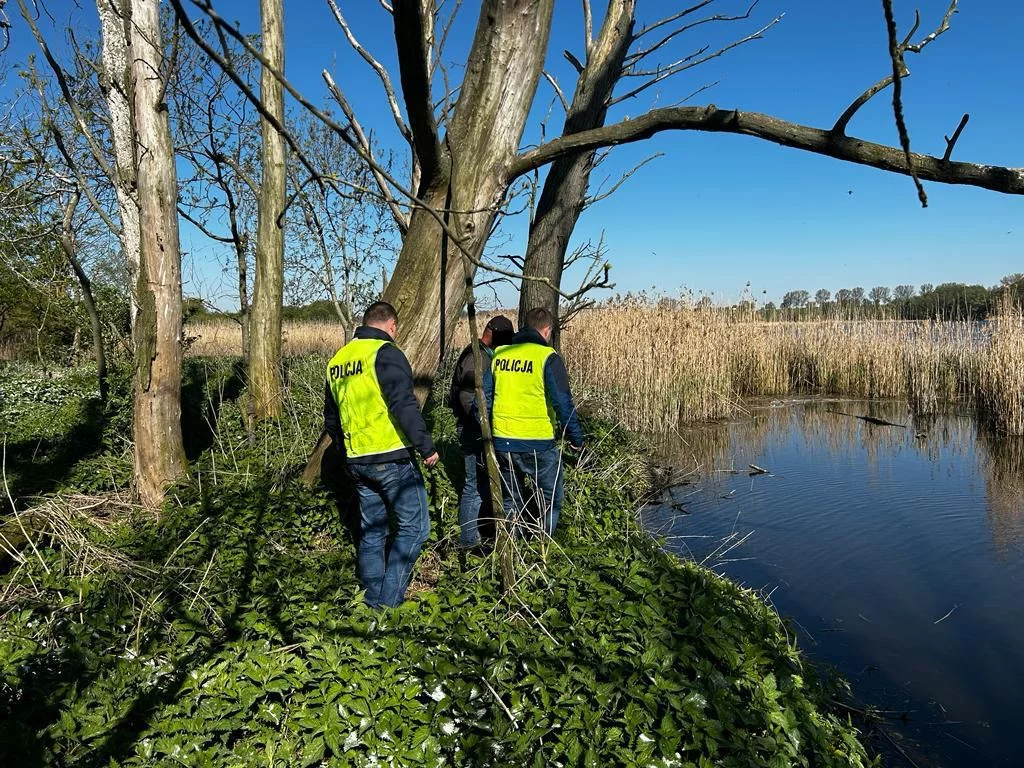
[752,276,1023,321]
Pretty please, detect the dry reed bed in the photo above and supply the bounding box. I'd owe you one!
[186,307,1024,435]
[560,305,1023,435]
[187,321,347,358]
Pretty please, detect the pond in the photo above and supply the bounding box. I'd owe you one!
[640,399,1024,767]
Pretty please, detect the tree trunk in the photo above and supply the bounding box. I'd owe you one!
[96,0,140,328]
[235,232,250,362]
[384,0,554,398]
[248,0,286,418]
[519,0,635,345]
[130,0,187,509]
[58,193,108,402]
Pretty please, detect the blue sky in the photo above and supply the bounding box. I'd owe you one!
[5,0,1021,307]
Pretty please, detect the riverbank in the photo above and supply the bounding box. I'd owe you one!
[1,358,875,766]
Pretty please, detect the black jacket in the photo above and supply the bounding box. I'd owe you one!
[323,326,436,463]
[448,343,495,425]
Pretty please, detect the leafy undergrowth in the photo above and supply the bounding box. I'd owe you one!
[0,358,876,767]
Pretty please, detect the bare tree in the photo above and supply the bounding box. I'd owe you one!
[128,0,188,507]
[869,285,892,305]
[248,0,287,418]
[284,113,398,332]
[815,288,831,305]
[170,20,260,360]
[519,1,776,340]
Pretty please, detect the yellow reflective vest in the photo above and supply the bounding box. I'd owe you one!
[491,342,557,440]
[326,338,411,459]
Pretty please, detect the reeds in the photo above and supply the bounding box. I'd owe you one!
[185,301,1023,436]
[559,299,1021,434]
[977,300,1024,435]
[186,320,348,358]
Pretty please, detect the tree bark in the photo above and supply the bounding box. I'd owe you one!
[519,0,635,345]
[96,0,140,328]
[384,0,554,399]
[129,0,187,509]
[249,0,286,417]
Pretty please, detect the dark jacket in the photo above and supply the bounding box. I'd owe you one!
[323,326,436,463]
[449,343,495,426]
[482,328,584,453]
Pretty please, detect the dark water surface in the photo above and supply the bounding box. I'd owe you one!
[640,399,1024,767]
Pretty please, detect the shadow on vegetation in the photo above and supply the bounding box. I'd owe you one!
[2,398,106,510]
[179,358,247,461]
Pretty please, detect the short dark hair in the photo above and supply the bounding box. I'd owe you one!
[524,307,554,331]
[363,301,398,327]
[485,315,515,347]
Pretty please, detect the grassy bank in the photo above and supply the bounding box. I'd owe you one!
[0,357,874,767]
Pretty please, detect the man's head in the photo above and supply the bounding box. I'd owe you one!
[363,301,398,338]
[482,315,514,348]
[524,307,555,342]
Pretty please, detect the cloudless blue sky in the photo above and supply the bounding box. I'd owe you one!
[5,0,1021,307]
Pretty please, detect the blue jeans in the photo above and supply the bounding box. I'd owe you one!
[349,460,430,608]
[457,422,489,548]
[496,447,565,538]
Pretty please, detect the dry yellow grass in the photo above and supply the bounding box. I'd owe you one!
[186,320,348,358]
[559,300,1022,435]
[186,302,1023,435]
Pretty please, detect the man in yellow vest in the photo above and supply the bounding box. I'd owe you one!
[324,301,439,607]
[484,307,584,537]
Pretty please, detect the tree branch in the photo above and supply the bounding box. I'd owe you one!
[322,71,410,235]
[832,0,957,136]
[612,15,781,106]
[325,0,413,148]
[942,113,969,163]
[542,70,568,112]
[882,0,927,207]
[632,0,714,41]
[625,0,761,68]
[510,104,1024,195]
[392,0,445,186]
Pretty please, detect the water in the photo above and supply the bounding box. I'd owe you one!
[640,399,1024,767]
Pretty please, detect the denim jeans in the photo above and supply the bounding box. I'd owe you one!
[349,460,430,608]
[457,422,490,548]
[495,447,565,538]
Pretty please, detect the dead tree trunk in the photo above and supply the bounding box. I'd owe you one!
[129,0,187,508]
[249,0,286,418]
[96,0,140,328]
[383,0,554,399]
[518,1,634,345]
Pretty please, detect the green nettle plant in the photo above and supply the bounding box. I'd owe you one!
[0,358,876,767]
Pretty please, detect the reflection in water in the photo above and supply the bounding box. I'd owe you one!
[980,433,1024,553]
[642,399,1024,768]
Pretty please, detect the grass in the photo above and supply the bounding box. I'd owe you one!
[0,356,876,767]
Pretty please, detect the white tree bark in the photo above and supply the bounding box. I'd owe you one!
[96,0,140,325]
